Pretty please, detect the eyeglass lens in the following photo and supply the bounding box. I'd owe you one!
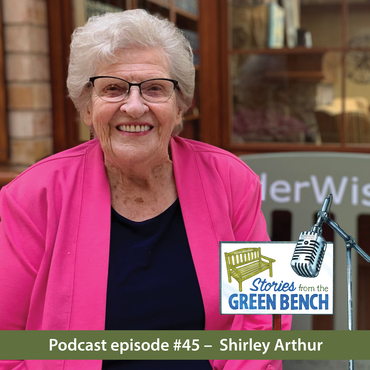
[92,78,176,103]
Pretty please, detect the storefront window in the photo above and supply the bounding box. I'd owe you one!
[228,0,370,148]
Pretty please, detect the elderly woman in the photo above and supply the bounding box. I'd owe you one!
[0,9,290,370]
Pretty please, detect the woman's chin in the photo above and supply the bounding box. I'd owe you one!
[104,142,164,167]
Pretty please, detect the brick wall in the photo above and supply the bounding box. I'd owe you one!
[2,0,53,166]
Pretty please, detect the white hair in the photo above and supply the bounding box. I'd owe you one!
[67,9,195,134]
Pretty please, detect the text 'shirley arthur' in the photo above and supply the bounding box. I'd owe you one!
[219,338,323,354]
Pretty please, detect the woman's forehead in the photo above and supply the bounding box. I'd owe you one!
[95,48,170,79]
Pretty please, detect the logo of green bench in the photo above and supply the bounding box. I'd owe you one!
[225,247,275,292]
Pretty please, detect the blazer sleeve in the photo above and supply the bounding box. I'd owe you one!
[0,186,46,329]
[0,186,45,369]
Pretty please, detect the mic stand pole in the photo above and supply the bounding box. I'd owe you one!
[272,314,281,330]
[321,214,370,370]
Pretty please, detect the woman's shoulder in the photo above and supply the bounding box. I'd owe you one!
[3,140,101,195]
[172,136,258,178]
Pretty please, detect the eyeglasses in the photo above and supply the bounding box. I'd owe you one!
[89,76,179,104]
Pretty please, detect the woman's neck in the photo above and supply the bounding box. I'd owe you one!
[105,158,178,222]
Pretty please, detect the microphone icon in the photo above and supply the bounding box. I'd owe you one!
[290,195,331,278]
[291,230,327,278]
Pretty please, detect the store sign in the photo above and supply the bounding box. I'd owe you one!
[239,152,370,212]
[260,172,370,207]
[220,242,334,315]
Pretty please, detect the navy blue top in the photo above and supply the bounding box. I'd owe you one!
[102,199,212,369]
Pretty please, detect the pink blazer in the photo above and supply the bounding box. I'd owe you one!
[0,137,291,370]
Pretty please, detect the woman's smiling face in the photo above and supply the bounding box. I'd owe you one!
[84,48,183,168]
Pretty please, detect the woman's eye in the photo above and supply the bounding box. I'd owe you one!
[145,85,165,94]
[103,84,126,95]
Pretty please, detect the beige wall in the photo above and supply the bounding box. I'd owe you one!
[2,0,53,166]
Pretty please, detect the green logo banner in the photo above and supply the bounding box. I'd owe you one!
[0,330,369,360]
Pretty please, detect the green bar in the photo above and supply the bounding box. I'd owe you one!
[0,331,369,360]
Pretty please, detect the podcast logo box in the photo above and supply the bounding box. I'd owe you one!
[220,242,334,315]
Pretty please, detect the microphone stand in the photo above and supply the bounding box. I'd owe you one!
[318,194,370,370]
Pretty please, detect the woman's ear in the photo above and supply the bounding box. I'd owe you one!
[83,104,93,127]
[176,105,184,124]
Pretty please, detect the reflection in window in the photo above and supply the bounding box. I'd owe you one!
[316,98,370,144]
[228,1,370,147]
[231,53,321,143]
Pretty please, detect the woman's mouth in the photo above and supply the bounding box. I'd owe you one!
[116,124,152,133]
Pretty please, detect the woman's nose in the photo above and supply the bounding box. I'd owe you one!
[119,87,149,117]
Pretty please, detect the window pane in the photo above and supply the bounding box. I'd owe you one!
[231,52,343,144]
[228,1,344,145]
[315,51,343,143]
[345,1,370,146]
[230,1,342,50]
[300,1,342,49]
[137,0,170,19]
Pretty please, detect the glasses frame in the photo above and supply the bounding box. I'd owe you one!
[89,76,179,103]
